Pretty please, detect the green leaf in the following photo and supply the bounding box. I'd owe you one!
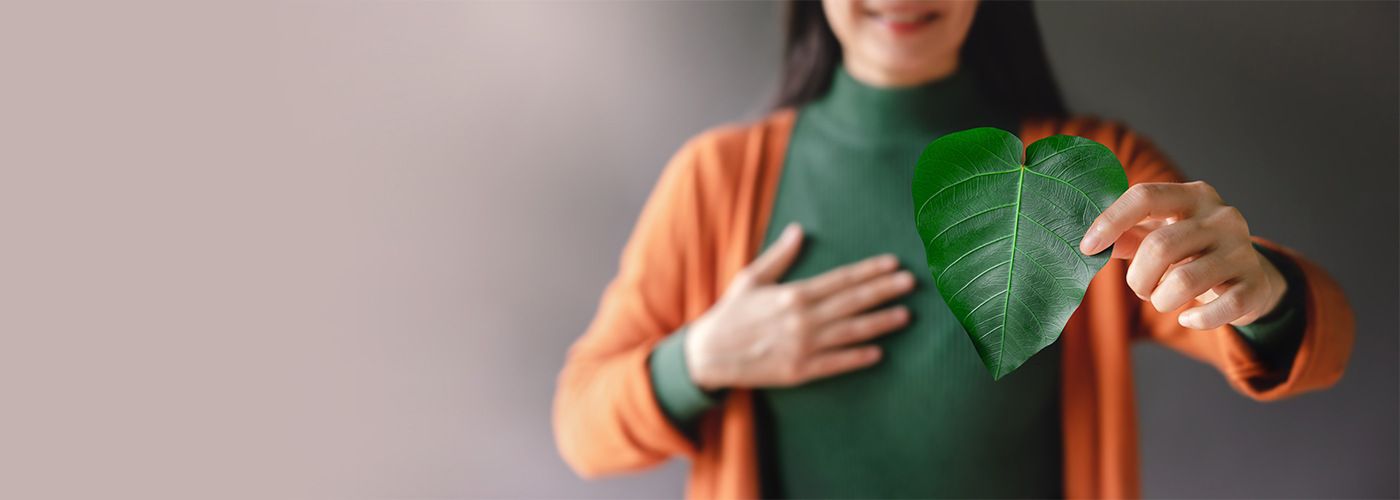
[911,128,1128,380]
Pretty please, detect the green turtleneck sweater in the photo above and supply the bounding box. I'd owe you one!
[648,68,1306,498]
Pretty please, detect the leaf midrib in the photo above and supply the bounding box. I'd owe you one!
[996,165,1027,379]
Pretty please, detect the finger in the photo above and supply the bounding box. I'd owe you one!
[798,346,882,382]
[798,253,900,300]
[810,270,916,323]
[812,306,909,350]
[742,223,803,286]
[1148,252,1235,313]
[1081,183,1205,255]
[1177,281,1268,330]
[1125,220,1214,300]
[1108,221,1164,260]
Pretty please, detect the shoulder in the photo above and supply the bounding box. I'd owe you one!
[671,109,797,176]
[1023,115,1143,152]
[638,110,795,245]
[654,109,796,203]
[1023,114,1182,184]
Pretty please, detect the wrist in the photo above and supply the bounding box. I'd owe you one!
[683,320,724,392]
[1256,249,1289,321]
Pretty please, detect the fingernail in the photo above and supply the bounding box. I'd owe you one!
[784,223,800,238]
[896,271,915,287]
[1080,232,1101,255]
[1178,312,1199,328]
[879,254,899,268]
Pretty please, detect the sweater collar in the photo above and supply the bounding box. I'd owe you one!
[805,65,987,139]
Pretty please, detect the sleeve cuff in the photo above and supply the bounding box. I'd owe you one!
[1232,243,1308,370]
[648,327,720,433]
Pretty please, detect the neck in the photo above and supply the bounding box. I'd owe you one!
[803,64,995,139]
[842,55,960,88]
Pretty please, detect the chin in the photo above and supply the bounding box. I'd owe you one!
[864,47,954,78]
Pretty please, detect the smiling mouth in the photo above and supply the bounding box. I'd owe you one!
[864,8,941,35]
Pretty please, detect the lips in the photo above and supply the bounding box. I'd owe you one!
[864,7,941,35]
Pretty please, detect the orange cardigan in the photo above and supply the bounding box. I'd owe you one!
[553,110,1354,499]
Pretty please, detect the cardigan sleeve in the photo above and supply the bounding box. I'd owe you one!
[552,139,708,478]
[649,326,721,440]
[1075,119,1355,400]
[1232,244,1308,371]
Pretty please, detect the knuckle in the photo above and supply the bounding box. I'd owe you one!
[1254,282,1275,311]
[846,317,870,338]
[1221,206,1249,232]
[1151,295,1174,313]
[1135,182,1169,199]
[869,312,893,332]
[1139,233,1172,262]
[862,310,884,330]
[855,284,877,303]
[779,361,804,384]
[1216,292,1245,314]
[1096,211,1119,228]
[1209,205,1242,224]
[782,313,809,334]
[1189,180,1219,199]
[825,323,853,345]
[1097,203,1124,223]
[1123,184,1150,204]
[1126,279,1149,298]
[1227,241,1258,266]
[836,266,857,285]
[777,288,806,308]
[1169,266,1198,291]
[793,335,815,355]
[1125,263,1150,288]
[879,276,901,294]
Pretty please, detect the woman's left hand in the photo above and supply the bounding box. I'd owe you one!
[1079,181,1288,330]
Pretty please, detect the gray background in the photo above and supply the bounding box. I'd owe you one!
[379,1,1400,497]
[1,1,1392,499]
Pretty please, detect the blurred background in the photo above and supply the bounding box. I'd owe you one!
[1,1,1395,498]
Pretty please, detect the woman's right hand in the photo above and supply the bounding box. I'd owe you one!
[685,223,916,391]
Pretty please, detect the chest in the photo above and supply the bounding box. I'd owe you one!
[751,114,1064,497]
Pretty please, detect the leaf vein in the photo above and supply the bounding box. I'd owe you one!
[929,204,1015,244]
[1025,168,1100,209]
[915,168,1020,221]
[936,233,1013,281]
[946,259,1012,303]
[1017,212,1092,275]
[1026,143,1097,169]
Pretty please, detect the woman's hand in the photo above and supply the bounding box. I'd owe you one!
[1079,181,1288,330]
[685,223,915,391]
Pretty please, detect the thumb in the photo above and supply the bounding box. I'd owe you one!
[745,223,804,285]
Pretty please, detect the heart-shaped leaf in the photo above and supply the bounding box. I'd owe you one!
[912,128,1128,380]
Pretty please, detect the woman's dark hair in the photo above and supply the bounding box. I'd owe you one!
[775,1,1067,119]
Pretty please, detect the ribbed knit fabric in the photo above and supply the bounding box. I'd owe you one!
[750,67,1063,498]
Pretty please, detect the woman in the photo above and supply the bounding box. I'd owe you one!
[554,1,1354,498]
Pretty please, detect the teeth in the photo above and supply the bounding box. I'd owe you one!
[875,11,934,23]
